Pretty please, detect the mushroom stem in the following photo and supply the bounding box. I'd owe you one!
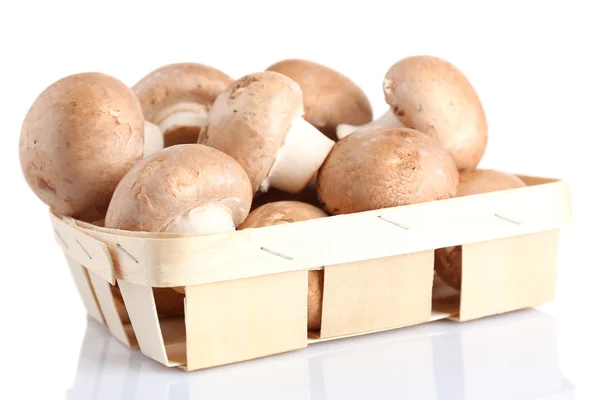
[143,121,164,157]
[261,117,335,194]
[336,109,404,140]
[163,203,236,295]
[161,204,236,234]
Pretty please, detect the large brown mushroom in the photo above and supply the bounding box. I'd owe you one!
[133,63,233,147]
[383,55,488,171]
[105,144,253,307]
[434,169,527,290]
[105,144,252,234]
[317,127,459,215]
[19,72,150,221]
[199,71,335,195]
[266,59,373,141]
[239,201,328,331]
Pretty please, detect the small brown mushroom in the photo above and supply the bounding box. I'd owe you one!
[199,71,335,195]
[133,63,233,147]
[266,59,373,141]
[383,55,488,171]
[317,127,459,215]
[435,169,527,290]
[105,144,253,302]
[239,201,328,331]
[19,72,147,221]
[105,144,252,234]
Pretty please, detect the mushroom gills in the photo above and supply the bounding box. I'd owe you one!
[260,117,335,194]
[161,203,236,234]
[148,102,211,146]
[143,121,164,157]
[336,109,404,140]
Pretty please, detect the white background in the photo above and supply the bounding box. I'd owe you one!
[1,1,598,399]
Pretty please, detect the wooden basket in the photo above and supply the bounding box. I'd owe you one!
[51,173,572,371]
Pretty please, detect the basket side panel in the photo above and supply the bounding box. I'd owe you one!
[65,255,104,324]
[185,270,308,370]
[117,280,184,367]
[51,213,116,284]
[88,272,136,347]
[319,251,434,339]
[459,230,559,321]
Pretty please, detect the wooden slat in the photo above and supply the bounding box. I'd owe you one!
[459,230,559,321]
[51,214,116,284]
[185,270,307,371]
[61,179,571,288]
[319,251,434,338]
[88,272,135,347]
[65,255,104,324]
[117,280,183,366]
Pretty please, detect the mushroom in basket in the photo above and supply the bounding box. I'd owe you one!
[19,72,157,222]
[336,55,488,174]
[133,63,233,147]
[199,71,335,196]
[239,201,329,332]
[317,127,460,215]
[266,59,373,142]
[434,169,527,290]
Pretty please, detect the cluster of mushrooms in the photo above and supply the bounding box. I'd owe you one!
[19,56,527,331]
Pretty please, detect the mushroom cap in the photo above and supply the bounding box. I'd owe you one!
[307,269,324,331]
[434,169,526,290]
[434,246,463,291]
[317,127,459,215]
[266,59,373,140]
[383,55,488,171]
[238,200,328,331]
[239,200,328,229]
[105,144,252,232]
[199,71,303,193]
[457,169,526,197]
[19,72,145,219]
[133,62,233,123]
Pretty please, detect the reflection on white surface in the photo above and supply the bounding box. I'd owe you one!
[66,309,574,399]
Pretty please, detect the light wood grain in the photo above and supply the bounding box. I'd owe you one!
[308,310,450,343]
[51,214,116,284]
[88,272,136,347]
[117,280,183,366]
[319,252,434,338]
[54,178,571,288]
[66,255,104,324]
[184,270,308,371]
[459,230,559,321]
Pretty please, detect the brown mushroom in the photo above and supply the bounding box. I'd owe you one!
[336,109,404,140]
[435,169,527,290]
[133,63,233,147]
[383,55,488,171]
[239,201,328,331]
[19,72,148,221]
[199,71,335,195]
[105,144,252,234]
[317,127,459,215]
[105,144,252,302]
[266,59,373,141]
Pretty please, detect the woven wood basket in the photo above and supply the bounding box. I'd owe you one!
[51,173,572,371]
